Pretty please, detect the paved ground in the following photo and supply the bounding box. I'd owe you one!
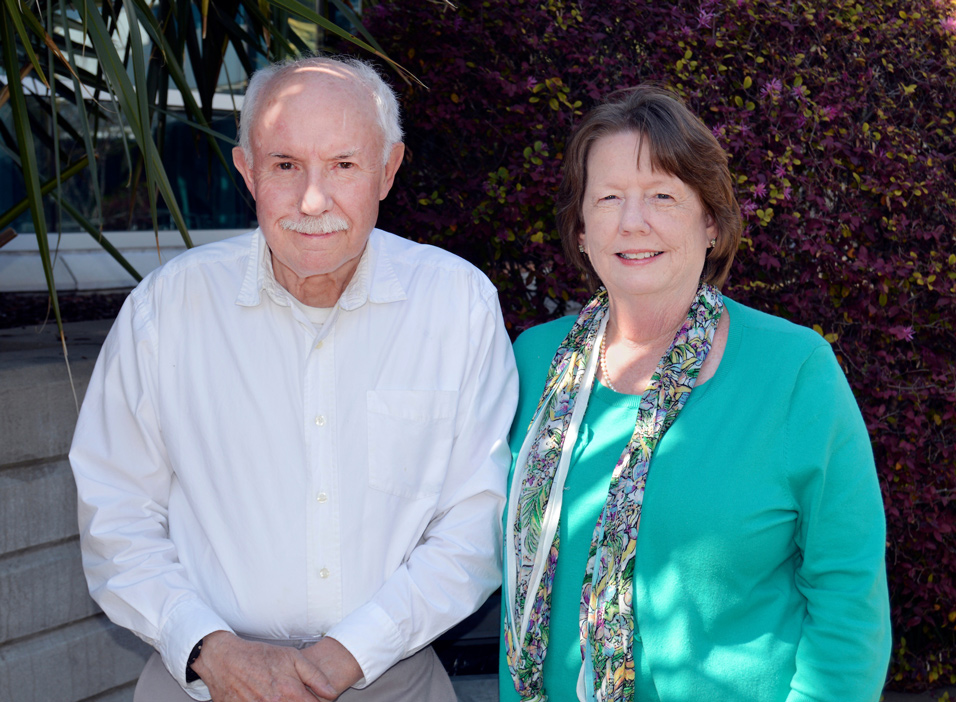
[452,674,497,702]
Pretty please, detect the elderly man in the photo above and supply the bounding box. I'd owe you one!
[70,55,517,702]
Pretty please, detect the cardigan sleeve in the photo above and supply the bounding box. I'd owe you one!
[785,345,891,702]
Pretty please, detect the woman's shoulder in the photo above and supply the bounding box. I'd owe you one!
[510,315,577,408]
[725,297,829,357]
[722,297,851,392]
[513,314,577,364]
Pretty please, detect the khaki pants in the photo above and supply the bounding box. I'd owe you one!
[133,646,457,701]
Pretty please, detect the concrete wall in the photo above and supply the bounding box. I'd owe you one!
[0,320,151,702]
[0,230,242,293]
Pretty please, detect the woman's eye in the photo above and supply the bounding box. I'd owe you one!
[600,195,618,201]
[654,193,673,200]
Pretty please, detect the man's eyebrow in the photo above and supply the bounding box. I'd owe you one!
[266,149,360,160]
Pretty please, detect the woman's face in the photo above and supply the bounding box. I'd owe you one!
[579,131,716,308]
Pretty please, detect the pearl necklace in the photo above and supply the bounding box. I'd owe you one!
[600,328,619,393]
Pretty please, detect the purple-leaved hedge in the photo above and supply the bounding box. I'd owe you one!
[361,0,956,690]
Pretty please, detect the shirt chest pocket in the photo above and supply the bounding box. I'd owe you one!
[366,389,458,499]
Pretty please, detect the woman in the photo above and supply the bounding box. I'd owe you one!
[501,86,891,702]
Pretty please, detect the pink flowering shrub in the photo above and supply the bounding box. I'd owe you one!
[361,0,956,689]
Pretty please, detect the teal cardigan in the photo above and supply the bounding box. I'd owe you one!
[500,297,891,702]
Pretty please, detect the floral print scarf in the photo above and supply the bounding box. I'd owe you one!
[504,283,723,702]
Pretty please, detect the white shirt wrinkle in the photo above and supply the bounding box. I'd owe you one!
[70,228,518,700]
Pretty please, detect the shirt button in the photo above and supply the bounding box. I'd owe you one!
[315,341,323,350]
[319,568,330,579]
[314,415,326,426]
[316,492,328,503]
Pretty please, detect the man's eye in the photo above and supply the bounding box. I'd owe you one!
[278,162,294,171]
[337,162,354,169]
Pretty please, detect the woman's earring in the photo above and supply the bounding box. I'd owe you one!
[578,244,586,253]
[709,238,717,248]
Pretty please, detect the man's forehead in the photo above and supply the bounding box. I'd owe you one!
[250,82,382,159]
[266,65,369,105]
[251,65,378,131]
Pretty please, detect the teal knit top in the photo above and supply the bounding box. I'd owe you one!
[500,297,891,702]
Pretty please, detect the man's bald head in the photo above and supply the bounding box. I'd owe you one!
[238,55,402,169]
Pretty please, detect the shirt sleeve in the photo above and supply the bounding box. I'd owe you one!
[326,287,519,685]
[69,294,232,701]
[785,345,892,702]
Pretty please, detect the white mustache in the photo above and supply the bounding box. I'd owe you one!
[279,214,350,234]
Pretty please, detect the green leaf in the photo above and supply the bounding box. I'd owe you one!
[266,0,417,84]
[58,0,103,227]
[1,0,48,85]
[0,157,89,231]
[51,195,142,282]
[74,0,194,247]
[128,0,238,189]
[0,6,60,328]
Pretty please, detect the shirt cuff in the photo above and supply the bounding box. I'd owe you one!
[326,601,405,688]
[159,599,235,700]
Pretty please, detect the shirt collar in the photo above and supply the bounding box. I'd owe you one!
[236,228,406,310]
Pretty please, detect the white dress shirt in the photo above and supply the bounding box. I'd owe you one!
[70,228,518,700]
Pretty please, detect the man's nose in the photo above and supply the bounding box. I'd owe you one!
[299,172,331,215]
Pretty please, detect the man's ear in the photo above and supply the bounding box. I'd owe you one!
[378,143,405,200]
[233,146,256,200]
